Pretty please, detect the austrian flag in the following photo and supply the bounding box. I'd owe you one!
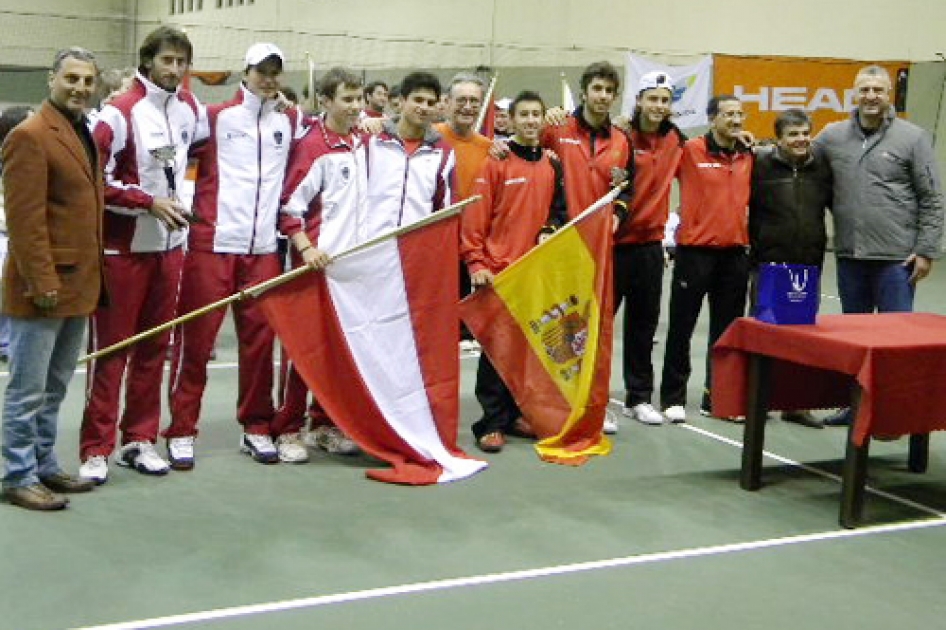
[257,212,487,484]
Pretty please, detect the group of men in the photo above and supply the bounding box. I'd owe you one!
[1,24,943,509]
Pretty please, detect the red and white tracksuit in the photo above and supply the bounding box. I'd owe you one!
[271,119,369,436]
[364,122,455,232]
[81,73,203,460]
[165,84,305,438]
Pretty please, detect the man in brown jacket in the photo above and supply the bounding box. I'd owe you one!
[1,47,105,511]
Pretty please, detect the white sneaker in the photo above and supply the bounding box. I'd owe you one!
[275,433,309,464]
[459,339,481,354]
[663,405,687,424]
[624,402,665,426]
[167,436,196,471]
[117,441,170,475]
[603,408,619,434]
[310,425,360,456]
[240,433,279,464]
[79,455,108,485]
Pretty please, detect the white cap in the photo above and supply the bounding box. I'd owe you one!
[638,71,674,95]
[244,43,284,67]
[495,97,512,111]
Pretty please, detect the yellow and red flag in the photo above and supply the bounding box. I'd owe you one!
[459,187,619,465]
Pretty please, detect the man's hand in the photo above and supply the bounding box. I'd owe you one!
[612,214,620,233]
[905,253,932,284]
[735,130,756,149]
[33,290,58,310]
[545,107,568,127]
[302,246,331,270]
[488,138,510,160]
[612,114,631,132]
[150,197,189,230]
[358,117,385,135]
[470,269,495,288]
[273,91,294,112]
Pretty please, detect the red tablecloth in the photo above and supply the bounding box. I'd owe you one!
[712,313,946,446]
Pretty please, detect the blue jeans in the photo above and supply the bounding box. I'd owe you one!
[836,258,915,314]
[2,316,86,489]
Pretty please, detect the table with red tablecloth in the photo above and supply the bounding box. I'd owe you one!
[711,313,946,527]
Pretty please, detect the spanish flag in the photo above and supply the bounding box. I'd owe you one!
[459,187,619,465]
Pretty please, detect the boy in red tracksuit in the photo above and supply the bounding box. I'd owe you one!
[271,66,367,459]
[540,60,632,435]
[659,95,754,423]
[461,91,567,453]
[615,71,686,427]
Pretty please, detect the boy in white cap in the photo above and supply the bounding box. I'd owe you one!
[164,42,307,468]
[616,71,687,426]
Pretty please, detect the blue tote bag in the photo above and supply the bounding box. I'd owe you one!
[753,263,820,325]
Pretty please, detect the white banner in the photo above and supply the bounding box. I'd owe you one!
[622,53,713,130]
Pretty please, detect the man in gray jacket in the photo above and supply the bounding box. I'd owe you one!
[814,64,944,425]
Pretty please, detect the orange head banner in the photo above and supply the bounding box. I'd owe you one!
[713,54,909,139]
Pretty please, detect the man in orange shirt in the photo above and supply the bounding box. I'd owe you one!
[434,74,494,348]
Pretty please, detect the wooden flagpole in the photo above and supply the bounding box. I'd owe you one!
[78,196,479,364]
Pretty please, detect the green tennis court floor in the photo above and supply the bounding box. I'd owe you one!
[1,257,945,630]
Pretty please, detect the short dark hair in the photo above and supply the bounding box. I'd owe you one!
[319,67,363,99]
[138,26,192,72]
[509,90,545,116]
[52,47,98,73]
[0,106,35,146]
[364,80,388,98]
[579,61,620,93]
[774,108,811,138]
[389,83,401,99]
[281,86,299,103]
[400,72,442,100]
[707,94,740,118]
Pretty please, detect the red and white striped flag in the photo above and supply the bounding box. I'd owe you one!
[257,212,487,485]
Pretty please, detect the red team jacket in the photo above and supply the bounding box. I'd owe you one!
[675,134,753,247]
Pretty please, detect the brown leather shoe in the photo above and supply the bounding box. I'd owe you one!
[3,483,68,511]
[507,417,537,439]
[40,472,95,494]
[476,431,505,453]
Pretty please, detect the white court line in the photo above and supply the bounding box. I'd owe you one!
[68,516,946,630]
[610,397,945,518]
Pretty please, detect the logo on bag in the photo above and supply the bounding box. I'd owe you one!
[787,268,808,302]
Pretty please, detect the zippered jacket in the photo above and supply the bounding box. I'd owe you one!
[363,121,455,235]
[749,146,832,266]
[617,121,685,245]
[92,72,203,253]
[279,117,369,255]
[541,106,634,219]
[188,83,305,254]
[813,108,944,261]
[676,134,753,247]
[461,142,566,275]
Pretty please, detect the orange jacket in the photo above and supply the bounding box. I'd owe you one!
[675,134,753,247]
[541,107,633,220]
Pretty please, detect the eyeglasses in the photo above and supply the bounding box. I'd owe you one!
[453,97,482,107]
[718,110,747,120]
